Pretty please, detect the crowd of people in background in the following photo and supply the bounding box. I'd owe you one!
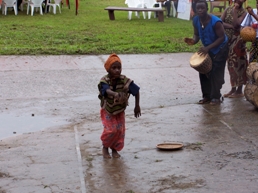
[221,0,248,98]
[155,0,258,104]
[185,0,258,104]
[222,0,258,97]
[243,3,258,63]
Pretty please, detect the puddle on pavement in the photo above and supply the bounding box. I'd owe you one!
[0,114,68,140]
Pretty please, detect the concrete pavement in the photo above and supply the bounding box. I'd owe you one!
[0,54,258,193]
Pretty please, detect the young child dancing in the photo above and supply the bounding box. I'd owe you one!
[98,53,141,159]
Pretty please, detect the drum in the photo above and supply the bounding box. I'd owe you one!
[240,26,256,42]
[244,82,258,107]
[246,62,258,83]
[189,52,212,74]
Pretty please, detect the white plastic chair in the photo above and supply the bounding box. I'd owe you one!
[2,0,17,15]
[47,0,61,14]
[125,0,145,20]
[141,0,162,19]
[143,0,161,19]
[27,0,44,15]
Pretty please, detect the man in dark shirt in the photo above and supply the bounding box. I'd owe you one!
[154,0,178,18]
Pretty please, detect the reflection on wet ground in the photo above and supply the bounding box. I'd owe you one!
[0,113,68,140]
[1,54,258,192]
[79,100,258,193]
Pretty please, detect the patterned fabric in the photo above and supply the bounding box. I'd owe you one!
[241,9,258,63]
[249,39,258,63]
[100,108,125,151]
[224,6,246,40]
[224,6,248,87]
[98,74,132,115]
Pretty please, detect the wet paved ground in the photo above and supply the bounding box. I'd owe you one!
[0,54,258,193]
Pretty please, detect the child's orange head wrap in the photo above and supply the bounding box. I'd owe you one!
[104,53,121,72]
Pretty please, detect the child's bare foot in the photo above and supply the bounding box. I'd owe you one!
[102,147,111,159]
[111,149,121,158]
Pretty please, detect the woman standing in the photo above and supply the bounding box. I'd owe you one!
[221,0,248,98]
[242,1,258,63]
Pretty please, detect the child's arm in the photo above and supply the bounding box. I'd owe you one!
[134,92,141,118]
[106,88,119,102]
[128,81,141,118]
[246,7,258,22]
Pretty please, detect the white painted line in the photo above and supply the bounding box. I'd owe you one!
[219,120,232,131]
[202,106,232,131]
[202,107,212,115]
[74,126,87,193]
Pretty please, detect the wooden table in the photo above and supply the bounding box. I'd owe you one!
[104,6,166,22]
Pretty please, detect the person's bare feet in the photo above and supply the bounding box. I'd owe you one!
[223,90,235,97]
[102,147,111,159]
[111,149,121,158]
[228,92,244,98]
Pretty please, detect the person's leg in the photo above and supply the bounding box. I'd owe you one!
[111,149,121,158]
[223,40,236,97]
[100,109,125,158]
[210,44,229,103]
[102,147,111,159]
[101,110,125,158]
[17,0,22,11]
[173,0,178,11]
[209,62,225,105]
[235,85,243,94]
[225,35,248,98]
[164,1,171,17]
[228,85,244,98]
[198,73,211,104]
[224,87,236,97]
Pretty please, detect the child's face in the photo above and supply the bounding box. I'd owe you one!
[108,61,122,79]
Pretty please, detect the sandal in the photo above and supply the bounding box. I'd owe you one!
[223,91,234,98]
[198,98,211,104]
[228,93,244,98]
[210,97,223,105]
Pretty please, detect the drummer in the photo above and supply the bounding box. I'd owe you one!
[184,0,229,105]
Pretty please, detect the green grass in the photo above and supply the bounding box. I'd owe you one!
[0,0,255,55]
